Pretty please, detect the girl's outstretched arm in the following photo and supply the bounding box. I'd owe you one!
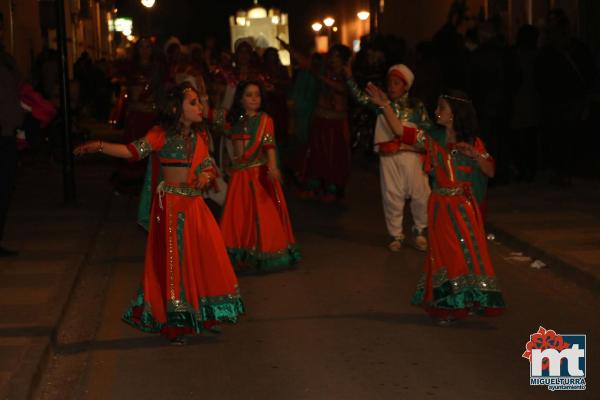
[365,83,405,136]
[365,83,427,151]
[74,140,133,159]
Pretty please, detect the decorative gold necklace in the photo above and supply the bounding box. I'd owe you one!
[177,127,195,161]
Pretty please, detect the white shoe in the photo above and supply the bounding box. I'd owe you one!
[388,237,404,252]
[414,235,428,252]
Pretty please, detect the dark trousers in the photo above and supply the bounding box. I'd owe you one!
[0,136,17,242]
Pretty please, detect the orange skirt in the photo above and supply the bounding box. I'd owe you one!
[123,186,244,339]
[411,193,505,319]
[220,165,300,273]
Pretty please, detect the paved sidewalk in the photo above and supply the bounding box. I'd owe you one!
[0,121,121,400]
[486,179,600,291]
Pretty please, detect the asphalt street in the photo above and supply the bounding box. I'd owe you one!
[35,167,599,400]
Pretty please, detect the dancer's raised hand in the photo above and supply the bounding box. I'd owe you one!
[365,83,389,107]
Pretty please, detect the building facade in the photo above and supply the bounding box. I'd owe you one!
[0,0,114,80]
[0,0,43,79]
[333,0,591,50]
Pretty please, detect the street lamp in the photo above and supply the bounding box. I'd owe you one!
[322,17,335,46]
[357,10,370,39]
[311,22,323,32]
[357,11,370,21]
[140,0,154,35]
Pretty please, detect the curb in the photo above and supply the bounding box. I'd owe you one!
[486,222,600,293]
[4,338,48,400]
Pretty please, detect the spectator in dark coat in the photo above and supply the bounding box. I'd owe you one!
[535,8,596,185]
[0,12,26,256]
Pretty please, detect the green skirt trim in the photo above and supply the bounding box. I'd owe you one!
[227,244,301,273]
[411,280,506,312]
[122,287,245,334]
[307,178,340,194]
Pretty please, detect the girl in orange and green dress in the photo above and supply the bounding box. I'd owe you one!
[75,83,243,343]
[220,80,300,274]
[367,84,506,323]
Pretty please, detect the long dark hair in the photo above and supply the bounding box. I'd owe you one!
[227,80,266,125]
[159,82,204,136]
[441,89,480,143]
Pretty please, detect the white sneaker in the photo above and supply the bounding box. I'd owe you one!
[414,235,428,252]
[388,237,404,252]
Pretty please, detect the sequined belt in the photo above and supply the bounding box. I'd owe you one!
[157,181,203,199]
[433,186,465,196]
[230,159,265,171]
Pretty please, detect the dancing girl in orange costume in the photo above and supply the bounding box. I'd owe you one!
[220,80,300,273]
[75,83,243,343]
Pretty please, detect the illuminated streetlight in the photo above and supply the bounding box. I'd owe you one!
[311,22,323,32]
[114,18,133,36]
[323,17,335,27]
[357,11,370,21]
[141,0,155,8]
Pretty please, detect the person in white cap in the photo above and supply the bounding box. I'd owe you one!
[346,63,432,252]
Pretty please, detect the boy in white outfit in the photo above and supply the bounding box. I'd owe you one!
[347,64,431,251]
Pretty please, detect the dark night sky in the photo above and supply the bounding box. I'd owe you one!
[115,0,336,51]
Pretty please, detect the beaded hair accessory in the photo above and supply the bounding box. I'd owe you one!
[166,86,196,104]
[441,94,471,103]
